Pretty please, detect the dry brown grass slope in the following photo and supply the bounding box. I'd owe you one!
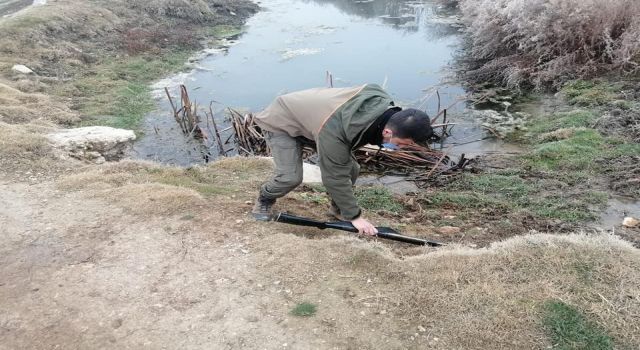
[52,157,640,349]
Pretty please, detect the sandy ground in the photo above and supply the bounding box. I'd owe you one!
[0,176,323,349]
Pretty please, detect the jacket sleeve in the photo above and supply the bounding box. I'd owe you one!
[317,138,361,220]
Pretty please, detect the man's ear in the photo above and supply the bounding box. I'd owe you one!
[382,128,393,138]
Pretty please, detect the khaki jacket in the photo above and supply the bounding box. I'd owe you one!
[255,84,393,219]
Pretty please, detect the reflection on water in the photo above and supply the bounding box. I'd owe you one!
[306,0,462,36]
[132,0,469,166]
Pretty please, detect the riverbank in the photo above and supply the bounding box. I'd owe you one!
[1,1,640,349]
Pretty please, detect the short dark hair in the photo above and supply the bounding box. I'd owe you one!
[385,108,433,143]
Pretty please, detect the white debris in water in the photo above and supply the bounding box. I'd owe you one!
[150,71,197,99]
[149,43,236,99]
[33,0,47,6]
[303,25,339,36]
[280,48,324,61]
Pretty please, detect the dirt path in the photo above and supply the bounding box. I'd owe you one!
[0,177,330,349]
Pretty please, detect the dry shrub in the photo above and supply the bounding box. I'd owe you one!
[595,109,640,143]
[259,232,640,349]
[458,0,640,90]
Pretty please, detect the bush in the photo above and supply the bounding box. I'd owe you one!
[456,0,640,90]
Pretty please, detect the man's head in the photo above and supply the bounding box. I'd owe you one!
[382,108,433,148]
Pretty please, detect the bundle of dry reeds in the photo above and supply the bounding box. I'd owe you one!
[165,85,473,182]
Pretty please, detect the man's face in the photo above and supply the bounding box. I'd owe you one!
[388,137,415,148]
[382,128,415,149]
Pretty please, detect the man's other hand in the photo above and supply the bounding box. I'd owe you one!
[351,217,378,236]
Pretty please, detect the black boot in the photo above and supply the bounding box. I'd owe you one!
[252,195,275,221]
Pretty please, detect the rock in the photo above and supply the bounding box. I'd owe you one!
[12,64,34,74]
[622,217,639,228]
[437,226,461,235]
[47,126,136,163]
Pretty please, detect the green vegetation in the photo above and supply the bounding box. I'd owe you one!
[430,173,607,222]
[528,110,597,135]
[299,192,329,205]
[206,24,244,39]
[542,300,613,350]
[562,81,618,107]
[58,51,190,131]
[290,302,317,317]
[355,187,404,213]
[526,129,607,171]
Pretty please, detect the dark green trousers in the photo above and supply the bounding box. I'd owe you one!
[260,131,359,200]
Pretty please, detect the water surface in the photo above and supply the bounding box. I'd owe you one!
[132,0,477,165]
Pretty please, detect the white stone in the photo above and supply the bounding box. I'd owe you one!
[622,217,639,228]
[259,157,322,184]
[47,126,136,162]
[12,64,34,74]
[302,162,322,184]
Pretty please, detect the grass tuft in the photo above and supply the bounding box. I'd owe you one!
[290,302,317,317]
[562,81,618,107]
[543,300,613,350]
[354,187,404,213]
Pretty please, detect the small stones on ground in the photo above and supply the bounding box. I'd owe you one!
[236,219,244,224]
[244,201,252,205]
[418,325,426,332]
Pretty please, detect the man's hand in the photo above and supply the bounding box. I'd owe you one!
[351,217,378,236]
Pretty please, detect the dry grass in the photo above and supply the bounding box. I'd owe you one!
[0,120,67,178]
[52,157,640,348]
[538,127,589,142]
[258,232,640,349]
[0,121,50,158]
[57,157,272,215]
[457,0,640,90]
[0,81,78,124]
